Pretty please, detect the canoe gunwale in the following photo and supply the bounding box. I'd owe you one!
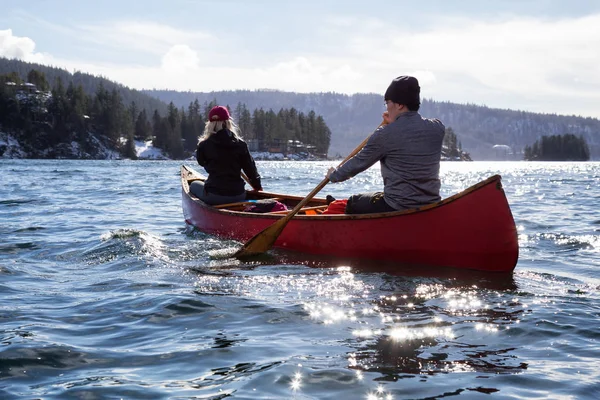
[180,164,504,221]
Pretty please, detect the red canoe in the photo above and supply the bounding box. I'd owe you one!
[181,165,518,272]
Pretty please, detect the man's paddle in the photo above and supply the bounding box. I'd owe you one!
[234,121,385,258]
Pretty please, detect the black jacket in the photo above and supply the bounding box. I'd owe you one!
[196,129,262,196]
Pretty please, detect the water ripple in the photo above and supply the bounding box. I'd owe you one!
[2,160,600,399]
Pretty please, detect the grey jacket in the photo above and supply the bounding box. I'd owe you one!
[329,111,445,210]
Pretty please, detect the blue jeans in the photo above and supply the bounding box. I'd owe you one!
[189,181,246,205]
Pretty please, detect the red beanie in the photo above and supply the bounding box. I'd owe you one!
[208,106,230,122]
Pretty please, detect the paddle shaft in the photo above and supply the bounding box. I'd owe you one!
[241,171,251,185]
[280,133,374,218]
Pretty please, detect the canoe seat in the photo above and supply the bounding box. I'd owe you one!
[214,198,281,211]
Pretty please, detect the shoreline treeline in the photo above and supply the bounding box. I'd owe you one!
[0,68,331,159]
[523,134,590,161]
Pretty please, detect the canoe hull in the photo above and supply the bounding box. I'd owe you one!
[181,167,518,272]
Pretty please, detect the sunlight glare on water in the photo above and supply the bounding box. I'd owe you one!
[2,160,600,399]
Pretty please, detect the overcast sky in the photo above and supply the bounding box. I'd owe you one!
[2,0,599,118]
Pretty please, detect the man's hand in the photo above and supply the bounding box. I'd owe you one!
[381,111,392,125]
[326,167,336,179]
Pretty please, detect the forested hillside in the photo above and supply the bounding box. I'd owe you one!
[146,90,600,160]
[0,58,331,159]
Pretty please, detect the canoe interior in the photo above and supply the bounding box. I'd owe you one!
[182,166,332,215]
[181,164,503,219]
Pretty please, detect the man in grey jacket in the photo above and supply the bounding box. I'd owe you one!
[326,76,445,214]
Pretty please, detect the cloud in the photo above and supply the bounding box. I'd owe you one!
[0,29,45,62]
[77,20,213,56]
[339,13,600,100]
[161,44,200,71]
[4,11,600,118]
[310,12,600,115]
[250,57,363,92]
[71,55,364,94]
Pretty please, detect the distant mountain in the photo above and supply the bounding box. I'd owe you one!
[145,89,600,160]
[0,57,168,117]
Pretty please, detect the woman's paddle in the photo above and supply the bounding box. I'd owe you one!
[234,121,385,258]
[241,171,251,186]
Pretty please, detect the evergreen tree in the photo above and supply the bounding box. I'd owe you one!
[91,83,121,143]
[234,102,244,122]
[283,107,301,141]
[159,102,184,158]
[0,76,21,130]
[154,117,171,153]
[314,115,331,156]
[252,108,266,150]
[297,112,305,143]
[27,69,50,91]
[124,130,137,159]
[0,71,21,84]
[182,99,202,151]
[47,77,69,145]
[167,101,179,131]
[119,103,134,157]
[66,81,88,141]
[305,110,316,146]
[240,106,253,139]
[443,127,460,158]
[127,101,138,137]
[203,99,218,120]
[151,109,163,147]
[134,109,151,141]
[263,109,280,150]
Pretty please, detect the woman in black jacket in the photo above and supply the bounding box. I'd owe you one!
[190,106,262,205]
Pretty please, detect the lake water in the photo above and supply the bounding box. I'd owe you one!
[1,159,599,399]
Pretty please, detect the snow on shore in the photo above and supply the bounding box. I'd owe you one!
[135,140,168,159]
[0,132,26,158]
[1,133,313,161]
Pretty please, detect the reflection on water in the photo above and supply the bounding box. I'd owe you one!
[186,246,528,392]
[287,263,530,387]
[274,249,518,291]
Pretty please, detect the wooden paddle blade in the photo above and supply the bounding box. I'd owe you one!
[234,218,287,258]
